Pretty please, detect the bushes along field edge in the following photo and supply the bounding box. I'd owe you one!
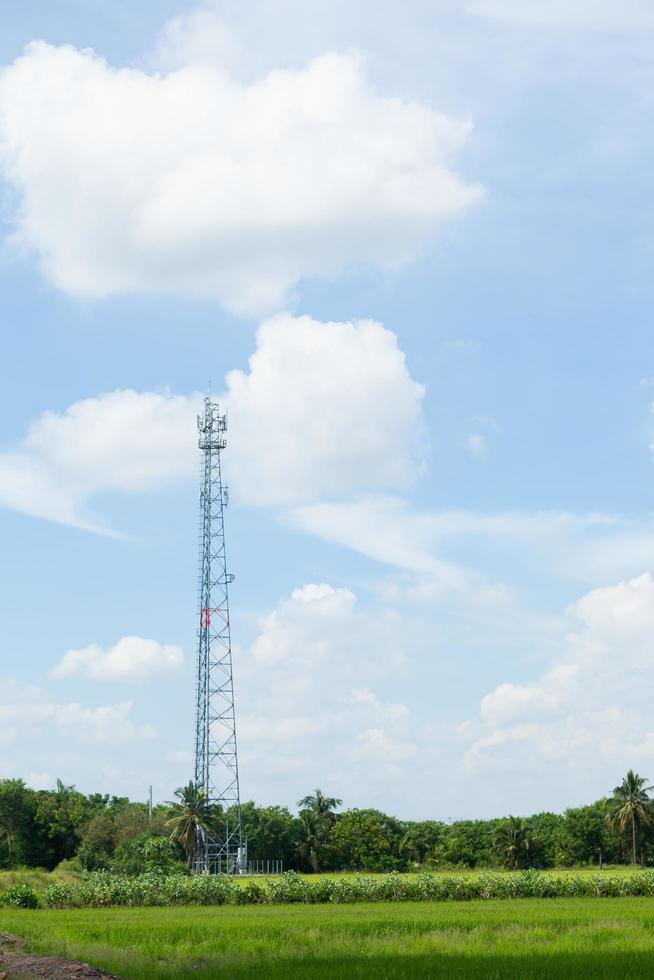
[5,869,654,909]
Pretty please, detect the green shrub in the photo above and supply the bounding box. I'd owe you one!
[43,882,78,908]
[1,883,39,908]
[14,869,654,909]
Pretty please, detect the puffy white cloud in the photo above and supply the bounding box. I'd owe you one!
[0,389,199,531]
[0,39,482,315]
[0,678,155,745]
[479,664,579,726]
[466,572,654,774]
[251,583,357,666]
[0,677,165,795]
[225,314,425,506]
[235,582,423,804]
[50,635,184,682]
[568,572,654,636]
[0,313,424,528]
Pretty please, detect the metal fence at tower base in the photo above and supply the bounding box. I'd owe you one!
[246,859,285,876]
[192,830,248,875]
[192,827,282,876]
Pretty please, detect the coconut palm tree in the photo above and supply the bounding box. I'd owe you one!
[609,770,654,865]
[296,789,342,873]
[166,782,216,869]
[297,811,324,873]
[297,788,342,823]
[492,816,540,870]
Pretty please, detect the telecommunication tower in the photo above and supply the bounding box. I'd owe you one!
[193,398,245,874]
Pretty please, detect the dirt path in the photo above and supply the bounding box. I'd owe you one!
[0,934,118,979]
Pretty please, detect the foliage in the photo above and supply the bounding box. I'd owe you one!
[165,782,216,869]
[7,869,654,909]
[427,820,497,868]
[328,809,404,872]
[4,773,654,876]
[110,834,184,875]
[560,801,615,866]
[296,811,324,873]
[399,820,444,866]
[0,883,39,908]
[492,816,543,869]
[297,789,342,821]
[609,769,654,865]
[296,788,342,872]
[235,802,302,868]
[0,779,33,868]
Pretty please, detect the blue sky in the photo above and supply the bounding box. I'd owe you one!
[2,0,654,819]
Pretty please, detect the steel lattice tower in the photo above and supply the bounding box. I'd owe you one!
[193,398,245,874]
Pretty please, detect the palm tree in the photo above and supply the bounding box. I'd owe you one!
[166,782,216,869]
[296,789,342,873]
[492,816,540,870]
[297,812,323,873]
[297,788,342,822]
[609,770,654,865]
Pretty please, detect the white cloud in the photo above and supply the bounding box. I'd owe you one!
[0,678,164,797]
[288,498,600,598]
[0,389,198,531]
[356,727,418,763]
[289,496,654,596]
[0,38,482,315]
[0,313,424,528]
[466,572,654,774]
[152,10,243,71]
[468,0,654,31]
[568,572,654,636]
[0,678,155,745]
[225,314,426,506]
[480,664,579,726]
[250,582,357,667]
[235,582,424,804]
[350,687,410,721]
[289,497,472,583]
[50,635,184,682]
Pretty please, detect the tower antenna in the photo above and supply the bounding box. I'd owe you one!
[194,397,244,873]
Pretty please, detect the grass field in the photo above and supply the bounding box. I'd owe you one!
[0,865,80,891]
[3,898,654,978]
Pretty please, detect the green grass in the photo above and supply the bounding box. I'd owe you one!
[0,865,80,891]
[3,898,654,978]
[236,865,645,880]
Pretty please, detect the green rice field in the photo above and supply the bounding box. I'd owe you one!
[4,897,654,978]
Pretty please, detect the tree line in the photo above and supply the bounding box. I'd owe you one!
[1,770,652,874]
